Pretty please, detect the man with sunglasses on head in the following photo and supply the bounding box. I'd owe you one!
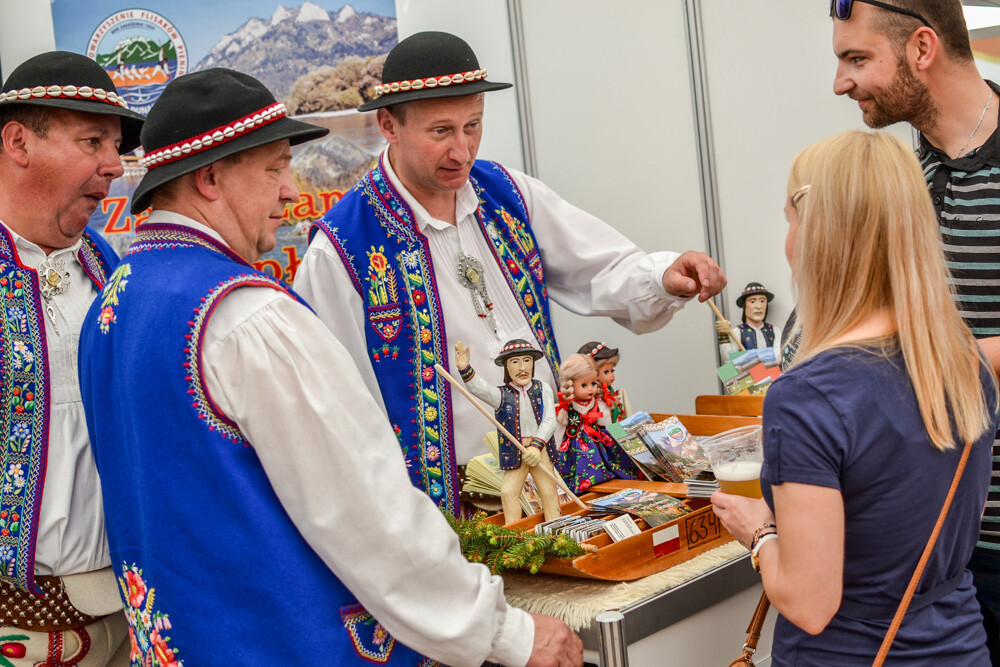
[832,0,1000,661]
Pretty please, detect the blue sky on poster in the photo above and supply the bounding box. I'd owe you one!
[51,0,396,64]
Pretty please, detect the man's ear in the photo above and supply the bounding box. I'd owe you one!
[192,162,223,202]
[909,26,939,73]
[0,121,31,168]
[377,108,399,144]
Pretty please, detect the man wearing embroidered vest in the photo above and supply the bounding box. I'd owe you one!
[455,339,560,525]
[0,51,144,666]
[78,68,582,667]
[831,1,1000,660]
[296,31,727,517]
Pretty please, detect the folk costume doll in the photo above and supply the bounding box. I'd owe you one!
[553,354,643,493]
[578,340,629,423]
[716,282,783,357]
[455,339,561,524]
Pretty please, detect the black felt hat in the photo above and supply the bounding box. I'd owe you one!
[577,341,620,362]
[735,282,775,308]
[494,339,544,366]
[130,68,329,214]
[0,51,146,153]
[357,31,511,112]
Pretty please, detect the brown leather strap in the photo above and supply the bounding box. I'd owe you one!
[729,591,770,666]
[872,438,973,666]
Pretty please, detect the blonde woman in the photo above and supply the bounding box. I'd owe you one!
[713,131,999,664]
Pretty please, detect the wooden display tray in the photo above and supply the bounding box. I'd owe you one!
[481,479,735,581]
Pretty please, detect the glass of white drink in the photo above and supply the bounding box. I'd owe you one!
[699,425,763,498]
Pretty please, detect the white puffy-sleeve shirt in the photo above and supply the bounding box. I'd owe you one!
[294,148,689,464]
[154,215,533,667]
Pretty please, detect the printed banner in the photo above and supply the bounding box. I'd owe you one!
[52,0,397,283]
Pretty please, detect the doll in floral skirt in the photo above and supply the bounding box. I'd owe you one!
[552,353,643,493]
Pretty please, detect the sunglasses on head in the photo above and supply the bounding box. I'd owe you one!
[830,0,932,29]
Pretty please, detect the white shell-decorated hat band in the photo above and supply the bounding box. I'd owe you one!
[139,102,288,170]
[373,68,488,97]
[0,84,129,109]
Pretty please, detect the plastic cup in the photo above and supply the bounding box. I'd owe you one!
[699,425,763,498]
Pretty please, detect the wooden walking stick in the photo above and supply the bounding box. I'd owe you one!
[435,363,588,511]
[707,299,745,351]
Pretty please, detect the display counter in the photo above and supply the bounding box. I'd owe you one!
[503,549,776,666]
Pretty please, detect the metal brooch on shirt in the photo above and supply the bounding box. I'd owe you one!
[457,250,497,333]
[38,255,70,335]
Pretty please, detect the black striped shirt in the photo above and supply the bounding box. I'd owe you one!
[921,82,1000,550]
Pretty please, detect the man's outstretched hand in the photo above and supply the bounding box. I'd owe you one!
[662,250,726,302]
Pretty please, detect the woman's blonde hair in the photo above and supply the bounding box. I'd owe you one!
[558,354,597,399]
[788,130,995,450]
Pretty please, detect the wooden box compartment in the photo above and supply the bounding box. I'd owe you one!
[480,479,735,581]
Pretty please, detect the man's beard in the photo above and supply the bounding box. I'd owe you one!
[855,54,937,131]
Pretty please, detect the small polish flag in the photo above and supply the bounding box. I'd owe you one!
[653,525,681,557]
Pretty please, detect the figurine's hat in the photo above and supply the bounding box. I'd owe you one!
[357,31,511,112]
[130,68,329,214]
[0,51,146,153]
[577,341,619,362]
[495,339,544,366]
[736,282,774,308]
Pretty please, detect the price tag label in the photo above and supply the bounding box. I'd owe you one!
[603,514,641,542]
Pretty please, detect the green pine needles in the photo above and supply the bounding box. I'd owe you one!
[446,512,588,574]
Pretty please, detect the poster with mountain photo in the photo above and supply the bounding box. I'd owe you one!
[52,0,397,282]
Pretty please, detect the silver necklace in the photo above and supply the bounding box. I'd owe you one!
[955,90,994,159]
[37,255,70,335]
[457,248,497,334]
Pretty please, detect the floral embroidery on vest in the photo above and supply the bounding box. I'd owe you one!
[341,604,396,664]
[98,264,130,334]
[119,564,184,667]
[365,246,404,342]
[474,167,560,375]
[0,250,49,594]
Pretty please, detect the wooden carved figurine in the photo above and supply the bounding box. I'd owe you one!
[716,282,783,356]
[455,339,561,524]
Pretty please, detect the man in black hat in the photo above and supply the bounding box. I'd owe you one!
[78,68,581,667]
[295,31,727,517]
[0,50,145,664]
[455,338,560,525]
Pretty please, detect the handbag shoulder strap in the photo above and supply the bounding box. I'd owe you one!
[872,436,974,666]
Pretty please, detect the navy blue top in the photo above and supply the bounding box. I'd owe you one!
[761,344,997,665]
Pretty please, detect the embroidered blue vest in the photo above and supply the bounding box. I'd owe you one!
[79,223,434,666]
[739,322,775,351]
[311,157,560,515]
[0,225,116,594]
[496,380,550,470]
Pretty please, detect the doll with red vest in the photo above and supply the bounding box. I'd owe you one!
[552,353,643,493]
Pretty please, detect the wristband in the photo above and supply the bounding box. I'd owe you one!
[749,523,777,551]
[750,533,778,573]
[458,365,475,383]
[528,437,547,450]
